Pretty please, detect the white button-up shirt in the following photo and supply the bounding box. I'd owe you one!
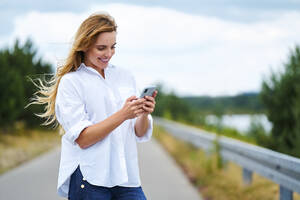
[55,63,153,198]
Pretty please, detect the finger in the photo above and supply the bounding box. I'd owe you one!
[134,109,145,115]
[142,105,153,113]
[142,108,153,114]
[127,96,138,102]
[152,90,158,98]
[144,96,155,103]
[131,98,146,106]
[131,104,144,111]
[144,97,156,105]
[143,101,155,108]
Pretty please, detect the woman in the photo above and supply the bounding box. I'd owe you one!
[32,12,157,199]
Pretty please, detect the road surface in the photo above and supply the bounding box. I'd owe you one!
[0,139,202,200]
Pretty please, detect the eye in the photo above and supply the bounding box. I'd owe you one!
[97,47,105,51]
[96,45,106,51]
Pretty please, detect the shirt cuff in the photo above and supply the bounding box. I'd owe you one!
[64,120,93,145]
[135,115,153,143]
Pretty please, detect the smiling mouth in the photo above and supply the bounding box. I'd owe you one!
[98,57,109,63]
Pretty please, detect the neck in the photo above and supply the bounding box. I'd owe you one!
[83,62,106,79]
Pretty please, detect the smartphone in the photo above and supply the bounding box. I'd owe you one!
[140,86,156,98]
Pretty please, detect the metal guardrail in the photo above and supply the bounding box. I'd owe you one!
[154,117,300,200]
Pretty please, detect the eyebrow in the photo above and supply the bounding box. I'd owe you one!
[95,43,117,47]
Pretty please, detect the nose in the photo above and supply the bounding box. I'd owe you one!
[105,48,113,58]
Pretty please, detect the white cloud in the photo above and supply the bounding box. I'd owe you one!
[6,3,300,96]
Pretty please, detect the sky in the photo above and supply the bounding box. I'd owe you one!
[1,0,300,96]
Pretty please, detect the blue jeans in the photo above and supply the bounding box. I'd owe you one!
[68,166,147,200]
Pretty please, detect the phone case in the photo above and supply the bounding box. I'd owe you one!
[140,86,156,98]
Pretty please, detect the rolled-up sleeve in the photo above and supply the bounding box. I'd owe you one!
[55,75,93,145]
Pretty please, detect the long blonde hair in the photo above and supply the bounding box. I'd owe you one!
[29,12,117,129]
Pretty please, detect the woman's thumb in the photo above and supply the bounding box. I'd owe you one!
[127,96,137,102]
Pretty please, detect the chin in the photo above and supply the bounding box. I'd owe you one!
[94,62,108,69]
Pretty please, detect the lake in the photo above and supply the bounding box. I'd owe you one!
[205,114,272,134]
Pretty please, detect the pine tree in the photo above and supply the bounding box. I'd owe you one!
[261,46,300,157]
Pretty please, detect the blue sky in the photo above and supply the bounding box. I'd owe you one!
[1,0,300,96]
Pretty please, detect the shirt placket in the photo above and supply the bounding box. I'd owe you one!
[104,79,128,179]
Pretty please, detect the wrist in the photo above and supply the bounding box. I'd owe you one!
[117,109,128,122]
[139,113,148,119]
[144,113,149,117]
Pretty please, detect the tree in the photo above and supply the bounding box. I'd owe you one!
[152,83,195,122]
[0,51,24,127]
[0,39,53,129]
[260,46,300,157]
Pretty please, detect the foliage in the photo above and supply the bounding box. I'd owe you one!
[260,46,300,157]
[153,84,196,122]
[183,92,264,114]
[0,39,52,130]
[247,119,270,147]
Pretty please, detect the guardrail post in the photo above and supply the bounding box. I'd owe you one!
[279,185,293,200]
[242,168,253,185]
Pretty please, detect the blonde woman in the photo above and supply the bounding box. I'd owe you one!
[32,13,157,200]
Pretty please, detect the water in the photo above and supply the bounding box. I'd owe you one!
[205,114,272,134]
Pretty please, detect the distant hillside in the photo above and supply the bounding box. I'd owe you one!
[182,92,265,114]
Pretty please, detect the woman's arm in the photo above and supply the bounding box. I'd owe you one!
[75,96,145,149]
[135,114,150,137]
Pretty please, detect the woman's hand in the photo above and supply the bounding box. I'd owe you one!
[141,90,158,115]
[121,96,146,120]
[134,91,158,137]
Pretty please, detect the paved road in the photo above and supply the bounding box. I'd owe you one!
[0,147,63,200]
[0,139,202,200]
[138,139,202,200]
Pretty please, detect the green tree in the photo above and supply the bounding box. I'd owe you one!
[0,51,24,127]
[152,84,195,122]
[260,46,300,157]
[0,39,52,129]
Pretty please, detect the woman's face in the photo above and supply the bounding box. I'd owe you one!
[84,31,116,72]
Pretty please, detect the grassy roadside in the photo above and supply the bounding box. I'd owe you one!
[153,125,300,200]
[0,129,60,175]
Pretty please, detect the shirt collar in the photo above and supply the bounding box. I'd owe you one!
[79,63,114,78]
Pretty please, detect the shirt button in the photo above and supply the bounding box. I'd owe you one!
[82,177,86,181]
[81,184,85,189]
